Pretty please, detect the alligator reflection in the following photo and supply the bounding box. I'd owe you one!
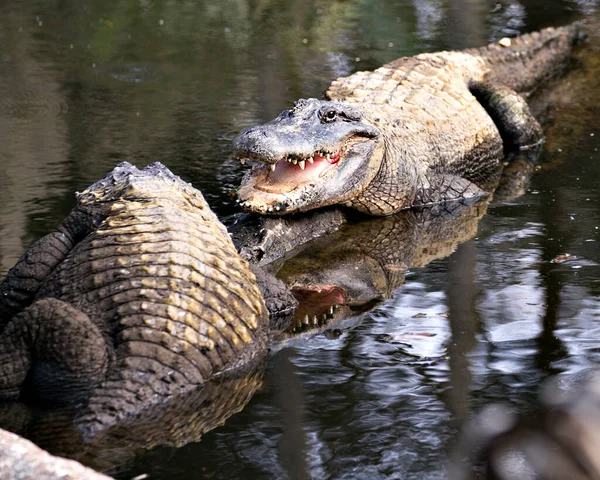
[0,362,264,476]
[278,200,488,338]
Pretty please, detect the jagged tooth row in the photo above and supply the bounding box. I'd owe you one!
[238,200,283,213]
[238,149,340,170]
[282,151,331,163]
[291,305,341,333]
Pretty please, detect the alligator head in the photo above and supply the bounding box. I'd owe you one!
[234,98,382,215]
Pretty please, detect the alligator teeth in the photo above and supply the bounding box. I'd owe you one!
[308,156,314,164]
[240,158,246,165]
[270,164,276,172]
[298,160,306,170]
[303,315,309,325]
[312,315,318,324]
[292,159,297,165]
[329,306,334,314]
[326,154,331,161]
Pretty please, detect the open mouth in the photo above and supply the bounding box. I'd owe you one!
[237,148,343,194]
[236,139,363,196]
[291,283,347,307]
[285,284,347,334]
[236,130,379,214]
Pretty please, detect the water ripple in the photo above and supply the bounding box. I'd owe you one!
[0,86,68,119]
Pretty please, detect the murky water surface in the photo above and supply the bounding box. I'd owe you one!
[0,0,599,478]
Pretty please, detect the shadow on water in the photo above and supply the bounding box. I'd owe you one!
[0,0,598,478]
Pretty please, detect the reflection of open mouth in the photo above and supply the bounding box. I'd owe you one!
[287,284,347,334]
[288,304,345,334]
[292,284,347,307]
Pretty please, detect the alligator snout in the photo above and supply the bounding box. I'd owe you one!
[233,124,281,163]
[238,125,269,139]
[234,116,380,165]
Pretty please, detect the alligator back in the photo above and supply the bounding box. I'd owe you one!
[72,165,267,433]
[0,163,269,437]
[470,24,582,94]
[326,24,580,105]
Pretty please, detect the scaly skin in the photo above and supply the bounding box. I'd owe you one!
[0,162,268,440]
[234,24,580,216]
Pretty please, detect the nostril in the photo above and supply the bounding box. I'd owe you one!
[261,131,269,138]
[239,126,257,136]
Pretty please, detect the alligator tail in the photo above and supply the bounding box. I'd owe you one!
[472,23,584,95]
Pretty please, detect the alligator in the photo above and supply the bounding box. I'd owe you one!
[234,24,581,215]
[0,162,276,437]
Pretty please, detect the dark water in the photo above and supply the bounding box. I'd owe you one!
[0,0,599,478]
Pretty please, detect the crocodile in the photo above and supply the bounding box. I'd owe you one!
[0,162,273,441]
[234,24,581,215]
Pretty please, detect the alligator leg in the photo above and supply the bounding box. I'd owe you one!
[469,82,544,150]
[0,298,109,404]
[0,210,96,327]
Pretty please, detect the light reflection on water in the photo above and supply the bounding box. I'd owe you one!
[0,0,598,478]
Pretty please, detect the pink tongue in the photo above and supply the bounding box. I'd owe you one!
[266,157,330,188]
[314,151,341,164]
[292,284,346,307]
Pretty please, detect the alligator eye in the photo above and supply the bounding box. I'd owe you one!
[322,110,337,123]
